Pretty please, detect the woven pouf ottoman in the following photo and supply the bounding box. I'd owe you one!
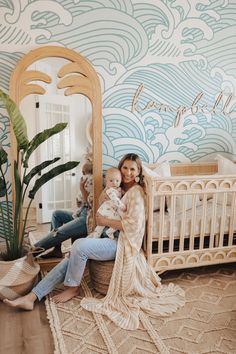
[89,260,114,295]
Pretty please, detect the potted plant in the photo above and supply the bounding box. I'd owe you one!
[0,88,79,299]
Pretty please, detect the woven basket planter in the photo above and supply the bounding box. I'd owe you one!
[89,260,114,295]
[0,253,40,300]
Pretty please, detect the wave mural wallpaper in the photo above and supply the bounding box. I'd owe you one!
[0,0,236,170]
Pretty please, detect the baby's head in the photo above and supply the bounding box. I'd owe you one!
[105,167,122,188]
[82,161,93,176]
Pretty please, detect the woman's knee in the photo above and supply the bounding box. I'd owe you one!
[71,238,88,255]
[51,210,60,226]
[52,209,63,219]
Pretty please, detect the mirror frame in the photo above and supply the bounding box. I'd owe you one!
[9,45,102,220]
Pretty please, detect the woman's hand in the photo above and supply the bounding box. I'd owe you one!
[80,177,89,202]
[96,213,123,231]
[96,213,109,227]
[80,176,86,191]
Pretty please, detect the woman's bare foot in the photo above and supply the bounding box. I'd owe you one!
[3,292,37,310]
[52,286,80,303]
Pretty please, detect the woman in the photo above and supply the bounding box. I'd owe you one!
[4,154,185,330]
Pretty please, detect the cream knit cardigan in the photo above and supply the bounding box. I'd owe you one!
[81,185,185,330]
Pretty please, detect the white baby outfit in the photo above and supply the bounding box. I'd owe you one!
[88,187,125,239]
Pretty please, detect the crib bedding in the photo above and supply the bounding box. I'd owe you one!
[151,200,236,240]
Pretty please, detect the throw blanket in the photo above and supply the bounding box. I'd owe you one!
[81,185,185,330]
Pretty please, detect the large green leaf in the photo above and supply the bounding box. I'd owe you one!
[0,146,8,166]
[0,177,6,197]
[0,146,7,197]
[23,157,61,185]
[28,161,79,199]
[0,89,29,151]
[23,123,67,167]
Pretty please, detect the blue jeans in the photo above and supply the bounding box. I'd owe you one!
[34,207,88,251]
[32,237,117,300]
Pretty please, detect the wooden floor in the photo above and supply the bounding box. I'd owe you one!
[0,222,55,354]
[0,299,54,354]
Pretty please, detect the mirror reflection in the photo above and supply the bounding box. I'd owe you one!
[20,57,92,224]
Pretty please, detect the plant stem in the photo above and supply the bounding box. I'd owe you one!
[21,167,27,206]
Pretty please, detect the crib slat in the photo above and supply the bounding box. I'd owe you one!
[199,194,208,249]
[189,194,197,250]
[179,195,187,252]
[159,195,165,254]
[210,194,218,248]
[218,193,227,247]
[168,194,176,253]
[228,192,236,246]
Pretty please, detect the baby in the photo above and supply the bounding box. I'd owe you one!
[87,167,125,239]
[73,161,93,218]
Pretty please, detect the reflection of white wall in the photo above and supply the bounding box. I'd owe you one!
[20,95,37,140]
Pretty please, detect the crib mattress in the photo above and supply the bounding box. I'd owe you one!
[151,201,236,240]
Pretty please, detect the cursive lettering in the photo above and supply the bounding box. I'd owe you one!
[131,83,234,127]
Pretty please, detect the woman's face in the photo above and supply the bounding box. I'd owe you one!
[120,160,140,183]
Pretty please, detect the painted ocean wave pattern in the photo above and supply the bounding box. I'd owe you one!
[0,0,236,168]
[0,0,72,47]
[0,52,24,90]
[36,7,148,72]
[101,0,236,164]
[195,25,236,77]
[103,61,236,165]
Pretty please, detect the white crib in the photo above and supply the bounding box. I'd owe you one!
[143,162,236,273]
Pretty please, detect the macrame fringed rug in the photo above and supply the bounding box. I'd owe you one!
[43,264,236,354]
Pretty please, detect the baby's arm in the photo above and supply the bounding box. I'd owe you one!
[106,187,124,208]
[106,187,126,211]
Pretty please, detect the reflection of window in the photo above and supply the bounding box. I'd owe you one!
[44,100,72,209]
[47,175,72,210]
[45,102,71,160]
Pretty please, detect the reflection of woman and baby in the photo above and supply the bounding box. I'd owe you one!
[3,154,185,330]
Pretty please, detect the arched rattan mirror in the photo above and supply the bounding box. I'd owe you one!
[9,46,102,221]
